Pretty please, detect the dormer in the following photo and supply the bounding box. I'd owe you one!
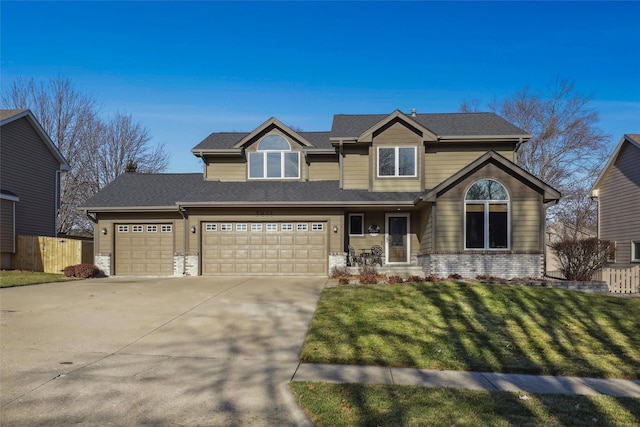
[192,117,335,182]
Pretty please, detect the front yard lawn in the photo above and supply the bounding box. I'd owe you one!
[300,282,640,379]
[290,382,640,427]
[0,270,76,288]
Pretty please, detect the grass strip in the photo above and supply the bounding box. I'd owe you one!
[300,282,640,379]
[0,270,76,288]
[291,381,640,427]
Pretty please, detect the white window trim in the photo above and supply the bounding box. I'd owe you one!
[251,223,263,232]
[161,225,172,233]
[205,223,217,232]
[132,225,143,233]
[236,223,248,231]
[377,146,417,178]
[118,225,129,232]
[266,223,278,232]
[281,223,293,231]
[147,225,158,232]
[312,223,324,231]
[220,224,232,232]
[248,151,300,180]
[297,223,308,231]
[349,213,365,236]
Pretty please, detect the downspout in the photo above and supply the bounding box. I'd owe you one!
[178,204,188,275]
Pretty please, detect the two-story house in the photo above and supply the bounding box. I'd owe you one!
[80,110,560,278]
[590,134,640,266]
[1,109,71,269]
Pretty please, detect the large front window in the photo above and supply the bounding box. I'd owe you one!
[465,179,509,249]
[378,147,416,177]
[249,134,299,179]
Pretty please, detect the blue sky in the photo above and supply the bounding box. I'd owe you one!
[2,1,639,172]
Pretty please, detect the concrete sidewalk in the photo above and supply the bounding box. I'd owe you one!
[292,363,640,397]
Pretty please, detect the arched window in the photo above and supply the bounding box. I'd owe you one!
[465,179,509,249]
[249,134,299,179]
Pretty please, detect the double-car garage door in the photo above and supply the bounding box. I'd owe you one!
[201,221,328,275]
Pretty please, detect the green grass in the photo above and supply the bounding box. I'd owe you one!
[290,382,640,427]
[0,270,76,288]
[300,282,640,379]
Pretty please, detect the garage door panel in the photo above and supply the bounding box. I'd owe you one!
[201,221,327,275]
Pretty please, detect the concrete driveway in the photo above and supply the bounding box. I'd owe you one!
[1,276,327,426]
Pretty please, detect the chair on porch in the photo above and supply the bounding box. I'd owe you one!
[371,245,383,266]
[348,245,362,267]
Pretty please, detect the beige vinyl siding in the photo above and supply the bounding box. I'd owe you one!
[425,145,515,189]
[434,163,544,252]
[419,204,433,253]
[372,121,423,192]
[205,158,247,181]
[1,199,15,252]
[598,142,640,264]
[0,117,60,237]
[308,155,339,181]
[342,145,369,189]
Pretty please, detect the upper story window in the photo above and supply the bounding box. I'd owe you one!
[249,134,300,179]
[465,179,509,250]
[377,146,416,177]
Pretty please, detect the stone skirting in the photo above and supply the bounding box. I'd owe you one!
[421,253,544,279]
[329,252,347,273]
[95,253,111,276]
[174,253,200,276]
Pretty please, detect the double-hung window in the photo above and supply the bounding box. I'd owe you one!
[465,179,509,250]
[249,134,299,179]
[378,146,416,177]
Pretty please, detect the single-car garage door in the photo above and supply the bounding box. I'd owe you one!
[115,224,174,275]
[201,221,327,275]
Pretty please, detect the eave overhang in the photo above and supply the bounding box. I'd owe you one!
[590,134,640,198]
[192,148,244,158]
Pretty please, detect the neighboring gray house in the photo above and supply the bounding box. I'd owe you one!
[0,109,71,269]
[590,134,640,265]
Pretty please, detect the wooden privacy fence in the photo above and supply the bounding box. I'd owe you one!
[594,266,640,294]
[14,235,94,274]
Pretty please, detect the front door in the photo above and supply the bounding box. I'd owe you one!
[386,213,409,263]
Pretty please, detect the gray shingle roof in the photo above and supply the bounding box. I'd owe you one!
[331,112,529,138]
[80,174,421,209]
[193,131,332,150]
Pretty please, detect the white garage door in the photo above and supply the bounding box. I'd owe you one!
[201,221,327,275]
[115,224,174,275]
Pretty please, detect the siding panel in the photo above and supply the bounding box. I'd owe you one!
[0,117,60,237]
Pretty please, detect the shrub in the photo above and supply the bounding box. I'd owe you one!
[63,265,76,277]
[74,263,99,278]
[338,277,350,285]
[424,274,440,283]
[551,237,615,281]
[359,265,379,284]
[387,275,404,284]
[406,275,424,283]
[330,265,350,280]
[448,273,462,280]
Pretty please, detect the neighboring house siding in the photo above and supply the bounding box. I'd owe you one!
[599,142,640,264]
[0,118,59,237]
[425,145,515,189]
[342,145,369,189]
[434,163,543,253]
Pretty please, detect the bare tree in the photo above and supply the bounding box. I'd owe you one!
[461,80,610,231]
[2,76,170,235]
